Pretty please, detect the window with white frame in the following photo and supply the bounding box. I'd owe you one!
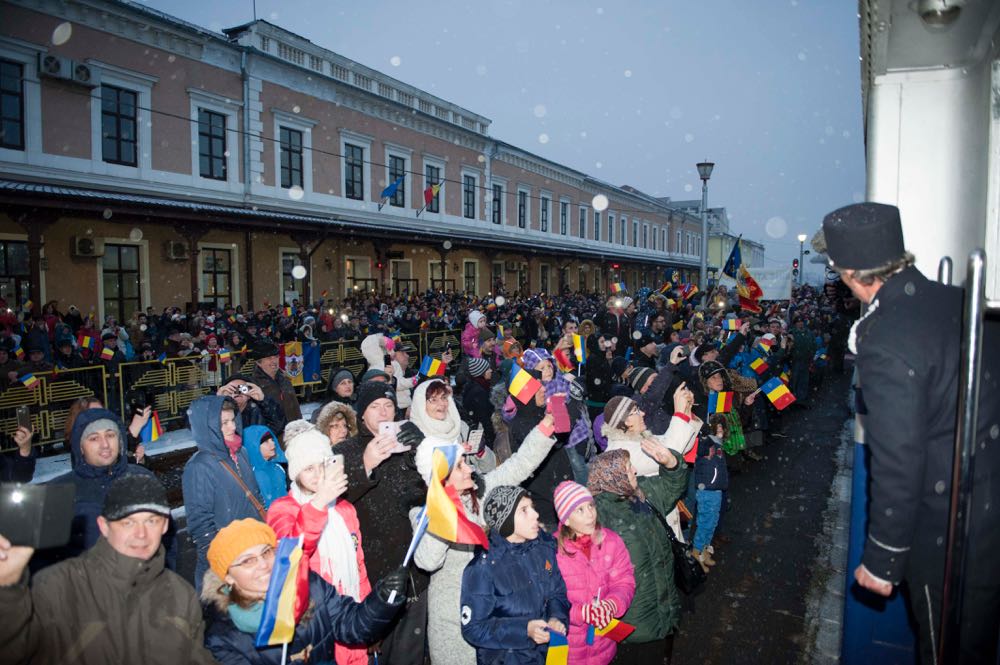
[491,183,504,224]
[463,174,478,219]
[620,217,627,246]
[517,188,529,229]
[559,200,569,235]
[189,90,241,185]
[273,110,315,195]
[345,143,365,200]
[279,126,303,189]
[198,109,227,180]
[643,224,649,249]
[676,229,682,253]
[388,154,407,207]
[101,85,137,166]
[578,207,587,239]
[633,220,639,247]
[662,228,668,253]
[464,260,478,294]
[425,160,443,213]
[540,196,550,232]
[607,214,614,244]
[0,59,24,150]
[594,210,601,242]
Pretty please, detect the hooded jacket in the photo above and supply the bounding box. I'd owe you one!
[181,395,265,590]
[241,425,288,508]
[50,408,155,560]
[460,530,571,665]
[0,537,216,665]
[202,568,401,665]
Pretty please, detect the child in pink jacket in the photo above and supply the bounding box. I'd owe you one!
[553,481,636,665]
[462,310,487,358]
[267,423,372,665]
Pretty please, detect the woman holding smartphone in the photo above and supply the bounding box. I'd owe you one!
[266,420,373,665]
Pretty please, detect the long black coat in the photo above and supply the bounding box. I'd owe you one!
[855,266,1000,593]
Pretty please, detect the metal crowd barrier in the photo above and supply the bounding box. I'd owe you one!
[0,365,108,453]
[1,329,464,455]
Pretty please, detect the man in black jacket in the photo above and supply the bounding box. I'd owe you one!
[825,203,1000,664]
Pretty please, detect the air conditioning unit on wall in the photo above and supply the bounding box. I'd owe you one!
[71,62,100,87]
[165,240,190,261]
[38,55,101,87]
[72,236,105,258]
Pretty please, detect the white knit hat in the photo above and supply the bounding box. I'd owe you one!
[469,310,484,327]
[415,438,460,485]
[285,424,333,481]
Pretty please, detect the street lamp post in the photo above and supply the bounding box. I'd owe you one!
[696,161,714,300]
[797,233,807,286]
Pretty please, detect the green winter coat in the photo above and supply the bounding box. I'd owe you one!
[593,461,689,644]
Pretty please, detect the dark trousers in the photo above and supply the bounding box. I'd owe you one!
[905,572,1000,665]
[374,588,428,665]
[790,360,810,405]
[612,636,674,664]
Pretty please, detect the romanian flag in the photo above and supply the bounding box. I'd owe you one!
[707,391,734,414]
[762,377,796,410]
[254,536,309,647]
[218,348,232,364]
[658,281,672,294]
[13,346,24,360]
[425,446,489,548]
[419,355,445,377]
[227,314,237,324]
[779,368,790,384]
[283,306,294,317]
[610,282,626,294]
[21,299,33,312]
[680,283,699,301]
[572,334,587,364]
[157,351,168,364]
[754,339,773,356]
[546,630,569,665]
[77,334,96,350]
[496,324,504,342]
[595,618,636,642]
[416,183,442,217]
[20,373,39,390]
[509,367,542,404]
[722,318,741,331]
[750,357,769,375]
[139,411,163,443]
[100,347,115,361]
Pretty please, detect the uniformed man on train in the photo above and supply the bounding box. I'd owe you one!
[822,202,1000,665]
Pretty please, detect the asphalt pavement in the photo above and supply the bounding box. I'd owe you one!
[671,367,853,665]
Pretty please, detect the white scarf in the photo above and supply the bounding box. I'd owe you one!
[848,297,880,354]
[289,483,361,601]
[409,380,463,442]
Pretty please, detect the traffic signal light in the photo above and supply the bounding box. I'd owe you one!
[612,263,620,270]
[376,261,384,270]
[792,258,799,277]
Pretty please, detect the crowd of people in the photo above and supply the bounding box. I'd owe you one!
[0,278,854,664]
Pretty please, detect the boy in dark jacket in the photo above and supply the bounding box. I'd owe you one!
[692,415,730,571]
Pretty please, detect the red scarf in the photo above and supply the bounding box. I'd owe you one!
[575,534,594,560]
[224,434,243,466]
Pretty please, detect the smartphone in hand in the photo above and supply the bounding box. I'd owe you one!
[15,405,31,431]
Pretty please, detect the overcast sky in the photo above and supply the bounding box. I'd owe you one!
[144,0,866,280]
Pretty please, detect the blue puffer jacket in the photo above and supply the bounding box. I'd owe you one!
[695,435,729,491]
[461,531,571,665]
[51,408,155,559]
[182,395,265,591]
[241,425,288,509]
[203,571,402,665]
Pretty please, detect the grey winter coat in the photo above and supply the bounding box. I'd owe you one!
[410,424,556,665]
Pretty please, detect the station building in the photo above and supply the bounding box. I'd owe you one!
[0,0,707,323]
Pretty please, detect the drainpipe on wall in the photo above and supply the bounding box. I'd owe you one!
[241,49,252,204]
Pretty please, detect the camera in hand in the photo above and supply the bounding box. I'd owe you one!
[237,384,250,394]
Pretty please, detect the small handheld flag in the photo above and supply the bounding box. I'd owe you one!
[749,357,769,375]
[419,355,445,377]
[21,299,33,312]
[572,334,587,364]
[779,368,790,384]
[218,348,232,364]
[610,282,626,294]
[707,391,734,414]
[157,351,168,364]
[283,306,294,317]
[508,367,543,405]
[496,324,504,342]
[425,446,489,548]
[139,411,163,443]
[100,347,115,361]
[762,377,796,410]
[78,334,96,350]
[658,281,672,294]
[20,373,39,390]
[722,318,741,331]
[546,629,569,665]
[13,346,25,360]
[254,536,309,648]
[595,618,636,642]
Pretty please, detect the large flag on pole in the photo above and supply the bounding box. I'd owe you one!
[416,183,442,217]
[736,264,764,313]
[722,236,743,279]
[254,536,309,647]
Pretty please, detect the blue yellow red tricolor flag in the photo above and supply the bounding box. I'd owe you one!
[595,618,635,642]
[13,346,25,360]
[762,377,796,410]
[546,629,569,665]
[572,334,586,364]
[707,391,734,414]
[419,355,445,377]
[254,536,309,647]
[750,357,769,375]
[610,282,627,294]
[425,446,489,548]
[218,348,232,364]
[20,373,39,390]
[722,318,741,331]
[509,367,542,404]
[100,347,115,361]
[139,411,163,443]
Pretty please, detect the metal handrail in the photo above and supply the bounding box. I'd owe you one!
[937,256,953,286]
[938,249,996,662]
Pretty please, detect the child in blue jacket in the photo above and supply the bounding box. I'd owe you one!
[461,486,571,665]
[692,415,730,571]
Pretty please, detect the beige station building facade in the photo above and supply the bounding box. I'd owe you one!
[0,0,709,323]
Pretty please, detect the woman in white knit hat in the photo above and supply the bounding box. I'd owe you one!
[404,378,559,665]
[266,420,372,665]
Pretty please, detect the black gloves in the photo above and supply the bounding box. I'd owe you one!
[396,421,424,449]
[377,566,409,604]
